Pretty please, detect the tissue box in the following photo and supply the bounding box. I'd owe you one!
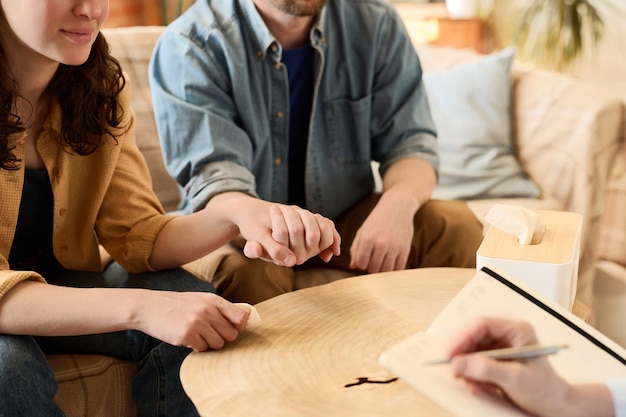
[476,210,582,309]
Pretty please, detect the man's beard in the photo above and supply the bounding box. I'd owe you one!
[275,0,327,17]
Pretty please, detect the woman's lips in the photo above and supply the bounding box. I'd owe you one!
[62,29,94,44]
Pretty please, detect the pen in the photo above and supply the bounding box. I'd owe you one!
[424,343,569,365]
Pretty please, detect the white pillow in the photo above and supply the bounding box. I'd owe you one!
[425,47,540,200]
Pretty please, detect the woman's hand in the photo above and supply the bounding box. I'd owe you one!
[151,192,340,269]
[135,290,251,351]
[0,282,254,353]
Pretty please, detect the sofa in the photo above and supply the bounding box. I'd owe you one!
[595,141,626,348]
[48,25,625,417]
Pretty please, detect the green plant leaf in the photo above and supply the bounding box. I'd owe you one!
[513,0,610,71]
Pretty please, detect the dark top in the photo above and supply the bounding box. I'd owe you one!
[8,168,62,276]
[283,43,315,207]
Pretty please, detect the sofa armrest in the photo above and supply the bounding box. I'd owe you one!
[511,67,624,306]
[597,139,626,266]
[414,44,624,307]
[512,66,623,226]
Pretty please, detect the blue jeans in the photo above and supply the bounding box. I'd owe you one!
[0,262,215,417]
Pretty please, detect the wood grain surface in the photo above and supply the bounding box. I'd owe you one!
[181,268,477,417]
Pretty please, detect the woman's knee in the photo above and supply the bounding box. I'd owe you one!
[0,335,50,379]
[105,262,216,293]
[0,335,63,415]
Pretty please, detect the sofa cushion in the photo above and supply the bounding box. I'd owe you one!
[49,354,137,417]
[424,47,540,201]
[102,26,181,213]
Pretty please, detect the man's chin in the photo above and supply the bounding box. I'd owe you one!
[281,0,327,17]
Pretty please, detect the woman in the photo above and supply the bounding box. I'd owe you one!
[448,317,625,417]
[0,1,340,415]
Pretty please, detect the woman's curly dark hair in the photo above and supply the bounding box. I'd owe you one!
[0,32,127,170]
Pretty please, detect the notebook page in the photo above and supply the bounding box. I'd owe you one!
[379,266,626,416]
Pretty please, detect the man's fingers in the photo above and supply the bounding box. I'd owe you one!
[298,209,321,252]
[269,205,289,246]
[349,236,374,271]
[331,228,341,256]
[315,214,339,253]
[264,240,297,266]
[318,248,334,263]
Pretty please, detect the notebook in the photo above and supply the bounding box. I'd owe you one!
[378,266,626,417]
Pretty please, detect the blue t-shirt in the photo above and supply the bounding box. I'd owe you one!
[282,43,315,207]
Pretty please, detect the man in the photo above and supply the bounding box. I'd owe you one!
[149,0,484,304]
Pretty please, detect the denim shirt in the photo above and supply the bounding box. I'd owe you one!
[149,0,438,219]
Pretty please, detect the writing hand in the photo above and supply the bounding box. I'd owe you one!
[447,317,592,417]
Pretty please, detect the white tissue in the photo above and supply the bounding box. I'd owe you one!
[485,204,546,245]
[234,303,262,330]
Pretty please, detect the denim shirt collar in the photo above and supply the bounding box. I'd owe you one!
[238,0,327,59]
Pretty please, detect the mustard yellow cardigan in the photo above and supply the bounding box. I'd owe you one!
[0,81,175,300]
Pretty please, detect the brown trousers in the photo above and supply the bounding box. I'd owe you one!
[205,196,484,304]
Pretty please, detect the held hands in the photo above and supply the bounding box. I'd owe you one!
[240,202,341,266]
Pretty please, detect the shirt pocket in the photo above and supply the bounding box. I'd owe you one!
[325,95,372,165]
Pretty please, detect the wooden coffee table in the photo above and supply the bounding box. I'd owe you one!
[180,267,588,416]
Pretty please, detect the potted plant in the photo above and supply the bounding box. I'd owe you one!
[512,0,613,71]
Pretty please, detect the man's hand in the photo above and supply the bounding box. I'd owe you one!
[349,189,416,273]
[349,157,434,273]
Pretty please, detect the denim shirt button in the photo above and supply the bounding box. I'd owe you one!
[256,50,263,58]
[274,62,282,70]
[271,44,278,52]
[274,157,282,166]
[275,111,284,119]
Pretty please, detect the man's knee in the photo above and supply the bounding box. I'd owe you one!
[413,200,484,268]
[212,251,295,304]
